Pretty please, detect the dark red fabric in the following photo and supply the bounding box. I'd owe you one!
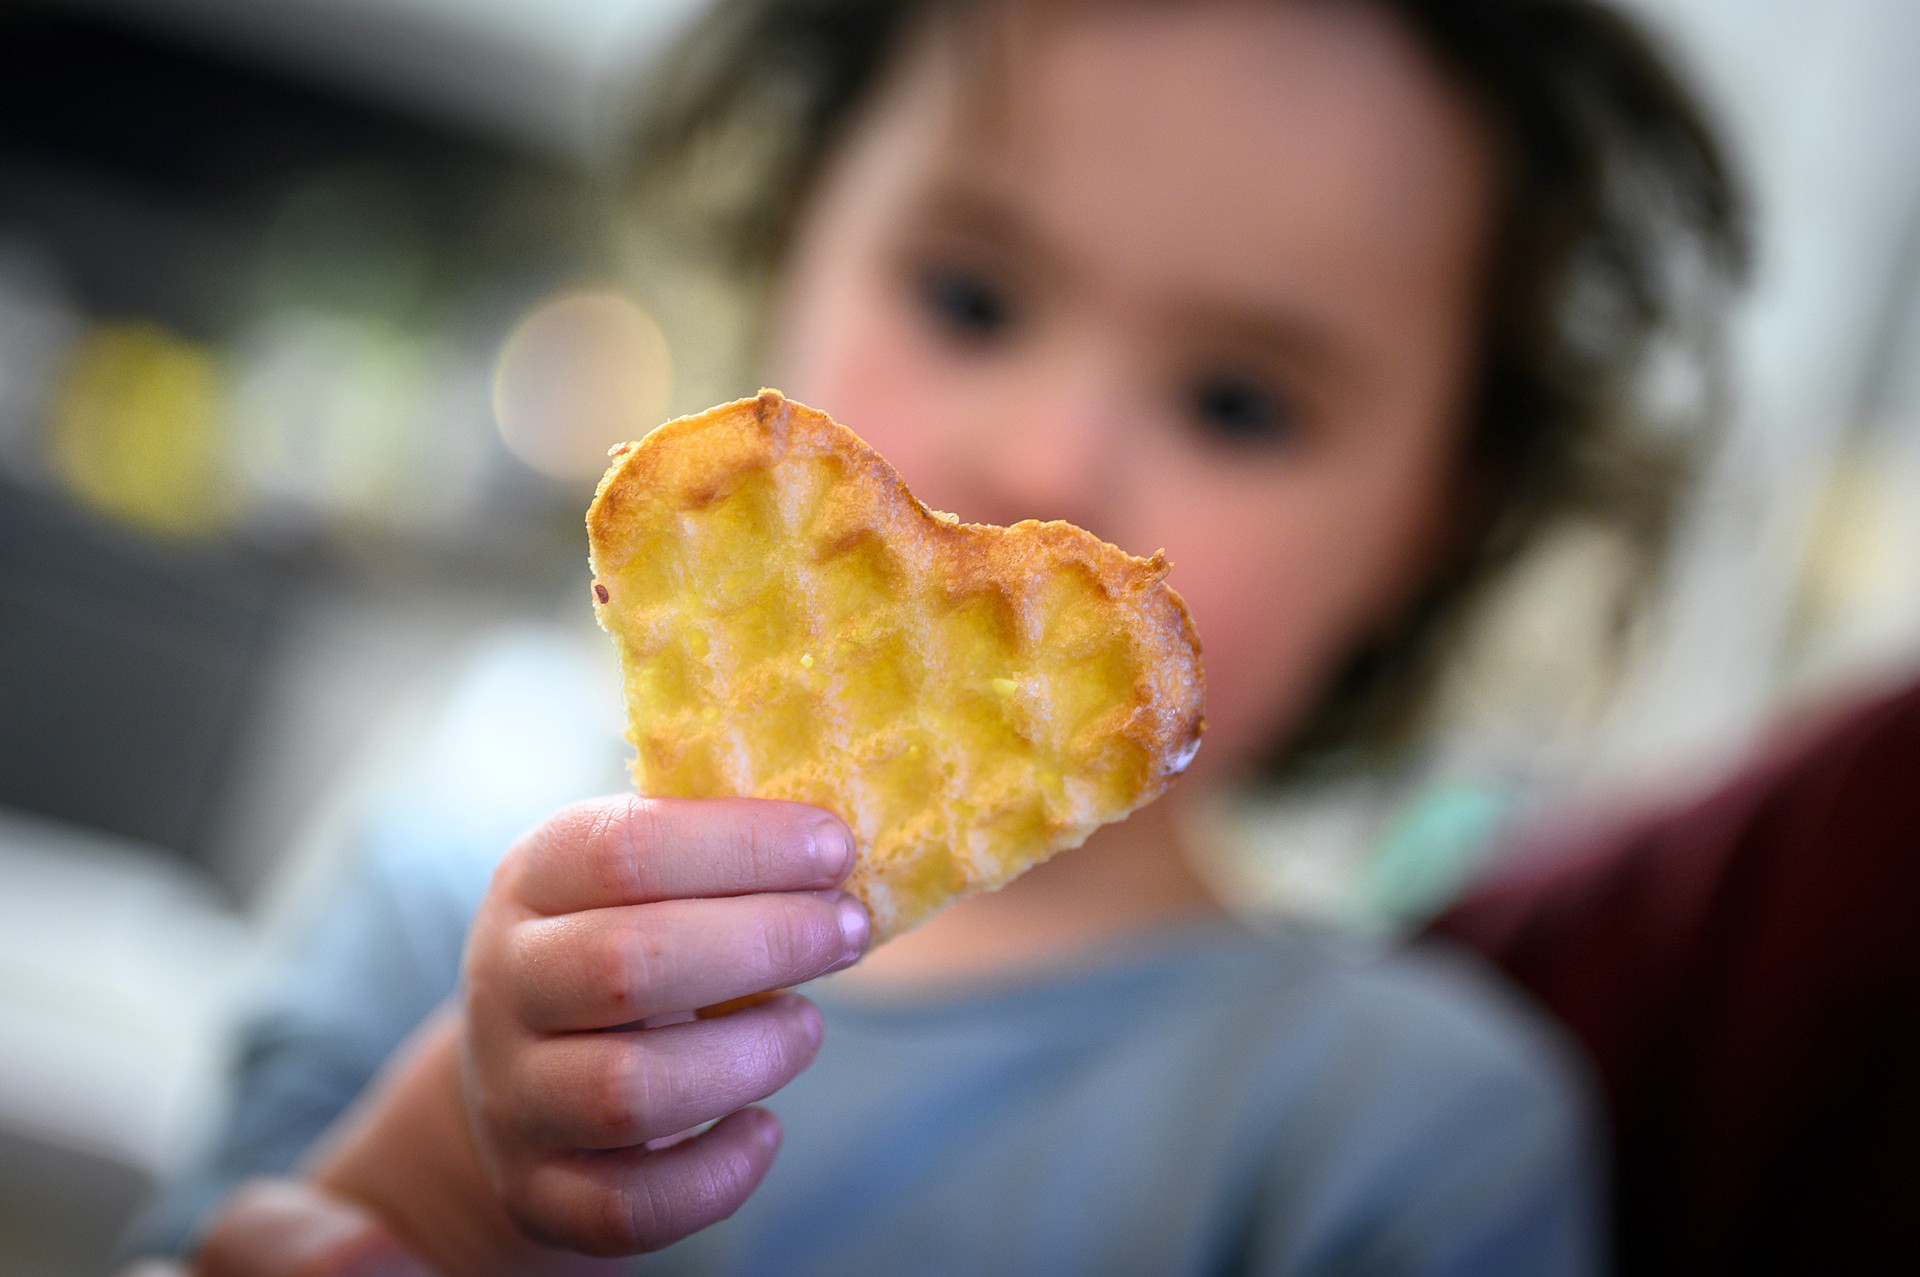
[1430,679,1920,1274]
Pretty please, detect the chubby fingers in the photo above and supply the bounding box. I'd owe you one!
[458,796,866,1256]
[506,796,855,916]
[504,994,823,1149]
[474,996,814,1255]
[509,1108,782,1256]
[510,890,869,1032]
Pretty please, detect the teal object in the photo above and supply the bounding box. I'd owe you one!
[1364,778,1517,927]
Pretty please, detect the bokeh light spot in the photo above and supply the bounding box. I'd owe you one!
[48,321,232,537]
[492,289,672,482]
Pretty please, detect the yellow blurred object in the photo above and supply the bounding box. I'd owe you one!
[493,289,672,482]
[587,391,1205,941]
[47,321,232,537]
[1788,431,1920,691]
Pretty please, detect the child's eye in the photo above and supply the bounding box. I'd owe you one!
[1188,374,1294,446]
[919,268,1014,341]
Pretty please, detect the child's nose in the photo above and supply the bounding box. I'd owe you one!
[966,367,1127,536]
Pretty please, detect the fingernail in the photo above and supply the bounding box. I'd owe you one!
[754,1109,782,1151]
[809,817,854,880]
[835,892,871,956]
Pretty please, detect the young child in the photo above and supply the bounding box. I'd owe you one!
[158,0,1741,1271]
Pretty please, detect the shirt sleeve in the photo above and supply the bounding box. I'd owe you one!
[1238,949,1606,1277]
[1346,1062,1602,1277]
[123,625,628,1258]
[123,823,483,1256]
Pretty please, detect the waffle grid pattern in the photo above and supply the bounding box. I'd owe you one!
[589,392,1203,939]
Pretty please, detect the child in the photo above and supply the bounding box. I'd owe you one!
[160,0,1741,1271]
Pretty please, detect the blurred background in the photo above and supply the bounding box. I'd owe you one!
[0,0,1916,1271]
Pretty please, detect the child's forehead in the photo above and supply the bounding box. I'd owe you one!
[874,0,1497,310]
[893,2,1487,198]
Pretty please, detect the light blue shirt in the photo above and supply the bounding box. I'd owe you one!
[660,922,1602,1276]
[133,631,1603,1274]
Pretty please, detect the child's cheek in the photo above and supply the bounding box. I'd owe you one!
[1146,487,1388,780]
[773,278,964,501]
[1170,554,1323,778]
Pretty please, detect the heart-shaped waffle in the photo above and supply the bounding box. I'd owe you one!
[587,390,1204,941]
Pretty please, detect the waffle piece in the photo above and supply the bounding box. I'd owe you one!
[587,390,1204,941]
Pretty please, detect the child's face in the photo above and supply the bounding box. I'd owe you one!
[767,0,1497,780]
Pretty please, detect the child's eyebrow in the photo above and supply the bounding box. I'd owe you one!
[903,184,1075,285]
[1168,304,1363,382]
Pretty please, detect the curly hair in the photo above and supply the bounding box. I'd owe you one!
[617,0,1748,776]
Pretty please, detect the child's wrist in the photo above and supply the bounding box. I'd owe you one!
[311,1009,608,1276]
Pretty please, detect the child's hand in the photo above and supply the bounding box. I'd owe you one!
[458,794,869,1255]
[311,794,868,1271]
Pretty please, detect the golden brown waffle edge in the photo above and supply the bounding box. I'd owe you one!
[587,389,1204,942]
